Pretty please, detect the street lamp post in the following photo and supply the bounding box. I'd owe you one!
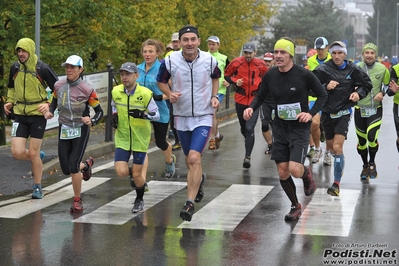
[376,6,379,48]
[35,0,41,59]
[396,3,399,57]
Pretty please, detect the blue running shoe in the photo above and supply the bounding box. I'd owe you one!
[165,154,176,178]
[40,151,46,161]
[32,186,44,199]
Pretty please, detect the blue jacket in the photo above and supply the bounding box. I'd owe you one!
[137,59,169,123]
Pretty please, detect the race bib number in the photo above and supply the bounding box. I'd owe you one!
[330,109,350,119]
[60,125,81,140]
[11,122,19,137]
[277,102,301,120]
[360,107,377,118]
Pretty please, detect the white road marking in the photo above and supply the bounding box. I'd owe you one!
[0,178,110,219]
[73,181,187,225]
[292,188,360,236]
[178,184,273,231]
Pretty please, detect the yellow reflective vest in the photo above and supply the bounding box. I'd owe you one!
[112,84,153,152]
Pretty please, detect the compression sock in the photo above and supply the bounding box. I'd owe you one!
[135,185,145,200]
[334,154,345,184]
[280,176,299,206]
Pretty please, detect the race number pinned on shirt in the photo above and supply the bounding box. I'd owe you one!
[60,124,81,140]
[277,102,301,120]
[360,107,377,118]
[330,109,350,119]
[11,122,19,137]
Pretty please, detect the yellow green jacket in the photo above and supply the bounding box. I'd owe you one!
[356,61,390,108]
[392,64,399,104]
[308,53,332,101]
[308,53,332,71]
[7,38,58,116]
[112,84,153,152]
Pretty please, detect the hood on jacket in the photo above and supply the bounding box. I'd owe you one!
[15,38,38,71]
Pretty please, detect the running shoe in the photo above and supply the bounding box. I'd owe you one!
[284,203,302,221]
[320,131,326,143]
[302,166,316,196]
[311,148,323,164]
[243,156,251,169]
[215,134,224,149]
[82,157,94,181]
[32,186,44,199]
[265,144,272,154]
[208,139,216,150]
[327,183,340,197]
[323,150,332,166]
[360,164,370,180]
[132,199,144,213]
[369,163,377,179]
[180,201,194,222]
[307,147,315,158]
[195,173,206,203]
[168,130,174,139]
[70,197,84,212]
[172,143,182,151]
[165,154,176,179]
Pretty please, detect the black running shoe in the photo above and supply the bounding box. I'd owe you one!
[195,173,206,203]
[302,166,316,196]
[180,201,194,221]
[284,203,302,221]
[82,157,94,181]
[243,156,251,168]
[327,183,340,197]
[132,199,144,213]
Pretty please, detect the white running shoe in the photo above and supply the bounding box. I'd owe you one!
[323,150,332,166]
[311,148,323,163]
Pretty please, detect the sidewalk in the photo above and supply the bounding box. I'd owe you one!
[0,95,236,196]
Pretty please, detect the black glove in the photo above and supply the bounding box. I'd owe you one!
[111,113,118,129]
[128,109,145,119]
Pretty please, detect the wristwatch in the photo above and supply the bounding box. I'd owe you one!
[211,95,219,100]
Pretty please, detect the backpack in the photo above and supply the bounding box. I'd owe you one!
[11,60,48,90]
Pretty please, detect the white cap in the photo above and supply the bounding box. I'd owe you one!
[171,32,179,41]
[206,36,220,43]
[61,55,83,67]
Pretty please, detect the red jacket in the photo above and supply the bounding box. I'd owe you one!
[224,56,268,105]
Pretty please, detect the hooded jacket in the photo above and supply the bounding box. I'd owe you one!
[7,38,58,116]
[313,60,372,114]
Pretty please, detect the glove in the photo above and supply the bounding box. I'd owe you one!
[128,109,145,119]
[144,112,156,120]
[111,113,118,129]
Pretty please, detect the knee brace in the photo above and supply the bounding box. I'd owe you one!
[368,143,379,155]
[356,144,368,156]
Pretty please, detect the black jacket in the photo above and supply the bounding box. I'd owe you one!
[313,60,372,114]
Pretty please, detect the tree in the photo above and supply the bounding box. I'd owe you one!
[0,0,276,145]
[366,0,398,57]
[257,0,344,56]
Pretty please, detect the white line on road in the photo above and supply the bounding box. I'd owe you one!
[73,180,187,225]
[177,184,273,231]
[0,178,110,219]
[292,188,360,236]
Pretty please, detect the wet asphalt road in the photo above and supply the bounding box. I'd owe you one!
[1,97,399,266]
